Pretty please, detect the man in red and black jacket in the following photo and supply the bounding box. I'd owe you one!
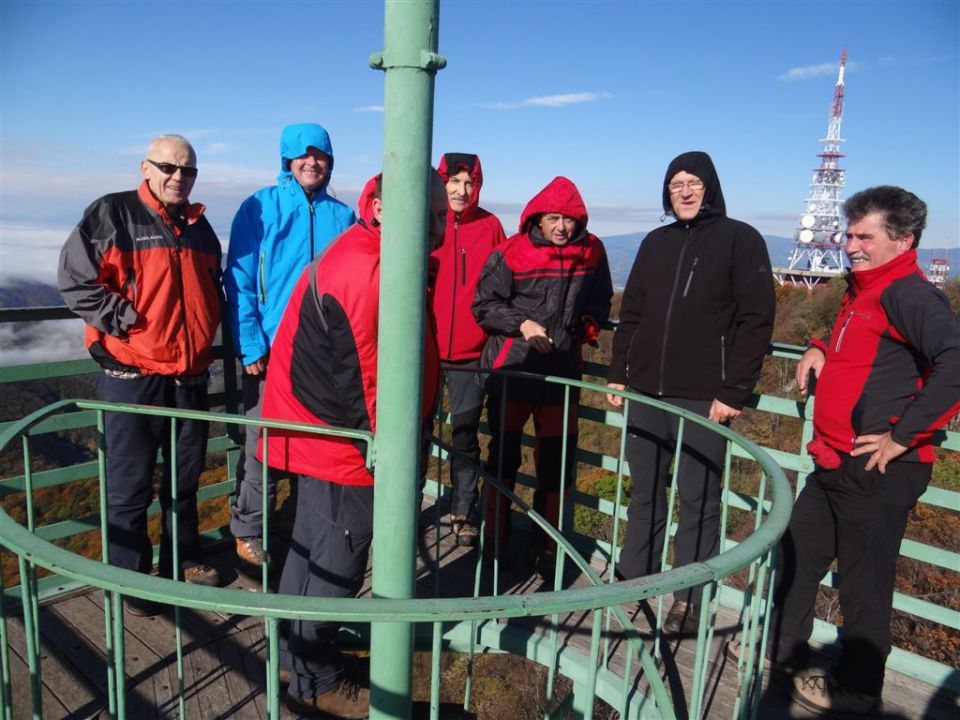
[261,172,445,719]
[58,134,223,600]
[773,186,960,717]
[431,153,506,546]
[472,176,612,575]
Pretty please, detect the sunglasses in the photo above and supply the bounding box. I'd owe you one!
[146,159,198,178]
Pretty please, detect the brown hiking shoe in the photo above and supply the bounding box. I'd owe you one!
[792,674,883,716]
[663,599,699,634]
[183,563,220,587]
[236,536,270,566]
[451,514,478,547]
[285,678,370,718]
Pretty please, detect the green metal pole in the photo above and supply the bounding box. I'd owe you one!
[369,2,444,718]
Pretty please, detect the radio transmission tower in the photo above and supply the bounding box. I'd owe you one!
[776,49,848,288]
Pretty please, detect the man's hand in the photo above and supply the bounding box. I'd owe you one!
[244,358,267,375]
[850,432,908,474]
[520,319,552,354]
[709,398,741,423]
[606,383,626,408]
[796,347,826,396]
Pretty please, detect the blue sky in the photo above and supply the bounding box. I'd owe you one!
[1,0,957,284]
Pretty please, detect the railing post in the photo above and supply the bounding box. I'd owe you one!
[369,2,444,718]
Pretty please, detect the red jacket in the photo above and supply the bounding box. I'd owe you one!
[430,153,506,361]
[260,175,440,485]
[809,250,960,467]
[58,181,222,376]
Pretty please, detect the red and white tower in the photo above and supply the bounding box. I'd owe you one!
[776,49,848,288]
[926,256,951,290]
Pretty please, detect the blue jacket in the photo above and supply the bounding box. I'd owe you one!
[225,123,356,364]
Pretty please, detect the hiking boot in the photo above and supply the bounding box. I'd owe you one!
[183,563,220,587]
[124,597,163,617]
[284,678,370,719]
[726,639,772,670]
[792,674,883,717]
[236,536,270,566]
[663,599,700,634]
[451,514,478,547]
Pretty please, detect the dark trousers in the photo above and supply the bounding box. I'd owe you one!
[442,361,484,517]
[617,396,726,606]
[484,382,578,543]
[279,476,374,698]
[230,371,282,538]
[99,372,209,576]
[771,455,929,696]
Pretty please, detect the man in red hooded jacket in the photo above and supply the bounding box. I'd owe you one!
[261,172,446,719]
[431,153,506,545]
[473,176,612,576]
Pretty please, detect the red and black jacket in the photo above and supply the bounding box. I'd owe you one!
[472,176,612,382]
[260,175,440,485]
[58,181,222,376]
[431,153,506,362]
[810,250,960,465]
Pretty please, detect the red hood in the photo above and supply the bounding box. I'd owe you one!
[357,174,381,229]
[439,153,483,222]
[849,249,920,292]
[519,176,588,233]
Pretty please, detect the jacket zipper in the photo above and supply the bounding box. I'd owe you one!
[834,311,854,352]
[259,251,267,304]
[460,248,467,287]
[657,230,690,395]
[682,257,698,297]
[173,233,192,367]
[309,203,316,258]
[446,218,459,357]
[720,335,726,382]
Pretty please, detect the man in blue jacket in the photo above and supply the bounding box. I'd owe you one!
[225,123,356,566]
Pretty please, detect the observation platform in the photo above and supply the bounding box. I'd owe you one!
[2,508,952,719]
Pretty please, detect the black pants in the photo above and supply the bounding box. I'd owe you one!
[770,455,929,696]
[617,396,726,606]
[99,372,209,576]
[279,477,374,698]
[442,361,484,517]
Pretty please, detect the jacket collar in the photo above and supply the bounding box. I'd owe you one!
[848,249,919,292]
[137,181,205,233]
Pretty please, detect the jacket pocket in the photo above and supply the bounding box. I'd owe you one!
[682,257,699,298]
[259,251,267,304]
[720,335,726,382]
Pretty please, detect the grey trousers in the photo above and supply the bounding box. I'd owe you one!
[442,361,484,517]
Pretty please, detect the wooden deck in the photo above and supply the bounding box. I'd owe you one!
[4,504,955,719]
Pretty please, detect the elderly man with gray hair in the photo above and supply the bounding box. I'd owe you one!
[58,134,224,613]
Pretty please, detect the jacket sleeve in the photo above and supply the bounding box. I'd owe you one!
[883,281,960,448]
[717,228,776,408]
[472,249,527,337]
[224,196,270,365]
[57,201,138,336]
[608,244,645,385]
[584,246,613,325]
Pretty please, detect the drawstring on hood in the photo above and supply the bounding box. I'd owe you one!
[662,151,726,220]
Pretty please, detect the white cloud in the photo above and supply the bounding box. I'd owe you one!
[0,224,72,284]
[0,320,89,365]
[206,142,234,155]
[479,91,612,110]
[353,105,385,113]
[778,62,838,81]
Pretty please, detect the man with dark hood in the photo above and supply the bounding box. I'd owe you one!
[431,153,506,545]
[473,176,612,576]
[607,151,775,632]
[225,123,355,567]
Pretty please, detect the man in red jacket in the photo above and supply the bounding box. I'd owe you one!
[261,172,447,719]
[431,153,506,545]
[770,186,960,716]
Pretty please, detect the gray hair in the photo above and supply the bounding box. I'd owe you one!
[843,186,927,248]
[146,134,196,161]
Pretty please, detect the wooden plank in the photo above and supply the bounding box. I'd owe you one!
[188,637,233,720]
[216,633,263,720]
[4,622,71,719]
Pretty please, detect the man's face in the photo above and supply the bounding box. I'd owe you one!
[539,213,578,246]
[845,211,911,272]
[290,147,331,192]
[429,175,448,250]
[445,170,475,214]
[668,171,706,221]
[141,139,197,208]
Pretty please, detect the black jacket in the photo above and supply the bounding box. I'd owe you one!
[609,152,775,409]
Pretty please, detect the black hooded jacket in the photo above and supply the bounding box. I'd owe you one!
[608,152,775,409]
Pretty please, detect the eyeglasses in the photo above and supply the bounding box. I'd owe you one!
[668,180,704,194]
[146,159,198,178]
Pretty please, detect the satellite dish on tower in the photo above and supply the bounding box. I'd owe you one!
[799,229,815,243]
[807,203,817,212]
[801,214,816,229]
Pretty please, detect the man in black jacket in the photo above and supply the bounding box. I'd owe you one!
[606,151,774,632]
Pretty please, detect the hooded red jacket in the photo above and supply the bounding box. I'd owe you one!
[260,175,440,485]
[430,153,506,361]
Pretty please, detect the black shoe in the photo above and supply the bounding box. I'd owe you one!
[124,597,163,617]
[663,599,700,634]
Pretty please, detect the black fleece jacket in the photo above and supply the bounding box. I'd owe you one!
[609,152,775,409]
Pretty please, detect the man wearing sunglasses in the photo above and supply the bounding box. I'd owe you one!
[58,134,224,609]
[224,123,356,569]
